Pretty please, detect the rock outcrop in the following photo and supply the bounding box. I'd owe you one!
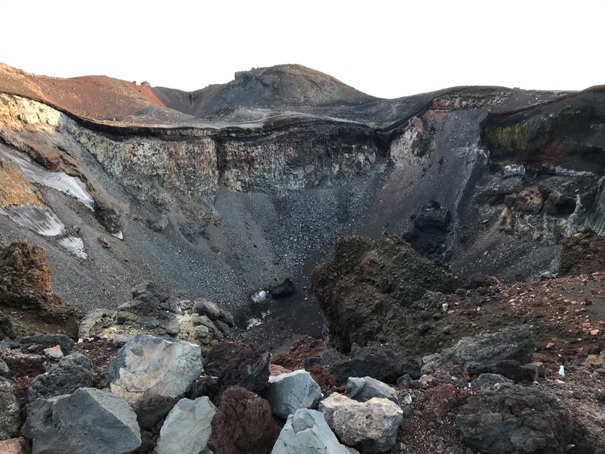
[0,241,79,338]
[312,234,459,353]
[79,282,233,354]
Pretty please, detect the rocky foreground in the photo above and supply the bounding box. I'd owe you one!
[0,231,604,453]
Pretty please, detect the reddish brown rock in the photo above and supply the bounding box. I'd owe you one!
[0,242,80,338]
[207,386,280,454]
[309,364,336,392]
[0,241,52,293]
[270,336,327,370]
[269,364,291,376]
[203,342,270,398]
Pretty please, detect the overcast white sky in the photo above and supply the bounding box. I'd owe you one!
[1,0,603,98]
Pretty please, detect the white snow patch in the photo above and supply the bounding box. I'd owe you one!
[0,147,95,209]
[0,205,64,236]
[246,318,262,330]
[251,290,267,303]
[112,231,124,240]
[503,164,526,176]
[0,204,87,258]
[57,236,87,259]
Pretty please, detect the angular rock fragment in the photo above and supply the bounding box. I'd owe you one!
[28,352,97,402]
[272,409,349,454]
[320,393,403,453]
[155,396,216,454]
[345,376,397,403]
[209,386,280,454]
[22,387,141,454]
[106,334,202,406]
[264,370,322,419]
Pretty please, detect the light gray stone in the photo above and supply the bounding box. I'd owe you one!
[0,377,20,440]
[155,396,216,454]
[272,409,349,454]
[264,369,322,419]
[320,393,403,454]
[22,387,140,454]
[0,359,9,377]
[105,334,202,405]
[345,376,397,403]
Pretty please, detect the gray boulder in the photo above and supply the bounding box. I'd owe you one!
[320,393,403,453]
[272,409,349,454]
[422,325,534,374]
[22,387,140,454]
[0,377,20,440]
[457,385,574,454]
[155,396,216,454]
[106,334,202,406]
[28,353,97,402]
[264,370,322,419]
[345,376,397,403]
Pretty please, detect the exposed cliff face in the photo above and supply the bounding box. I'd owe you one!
[0,63,603,331]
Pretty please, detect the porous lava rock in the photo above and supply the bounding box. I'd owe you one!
[203,342,270,399]
[270,336,327,370]
[0,242,79,338]
[208,386,280,454]
[456,385,575,454]
[312,234,458,353]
